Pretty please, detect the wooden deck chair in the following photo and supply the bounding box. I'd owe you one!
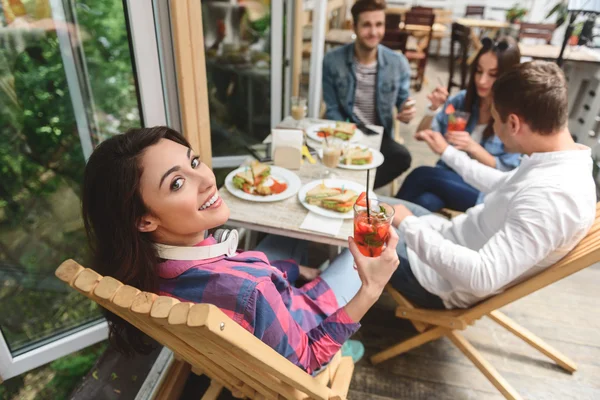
[55,261,355,400]
[371,202,600,400]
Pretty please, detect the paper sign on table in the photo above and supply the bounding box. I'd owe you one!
[272,129,303,170]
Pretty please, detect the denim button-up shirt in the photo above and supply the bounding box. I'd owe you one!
[322,43,411,137]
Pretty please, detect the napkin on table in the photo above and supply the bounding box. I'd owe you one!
[300,212,343,236]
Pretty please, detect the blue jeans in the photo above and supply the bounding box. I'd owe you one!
[255,235,360,307]
[395,166,480,212]
[378,197,446,309]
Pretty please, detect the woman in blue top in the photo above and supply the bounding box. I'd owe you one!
[396,36,522,212]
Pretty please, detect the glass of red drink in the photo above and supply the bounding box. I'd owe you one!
[447,110,470,132]
[353,199,395,257]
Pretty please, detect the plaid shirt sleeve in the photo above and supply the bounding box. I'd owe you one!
[246,280,360,374]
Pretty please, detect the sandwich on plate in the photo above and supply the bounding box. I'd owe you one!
[341,146,373,165]
[304,183,358,213]
[320,189,358,213]
[232,161,271,189]
[304,183,342,206]
[232,161,281,195]
[249,160,271,185]
[333,121,356,140]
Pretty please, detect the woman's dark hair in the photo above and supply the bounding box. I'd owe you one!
[82,126,190,356]
[464,36,521,140]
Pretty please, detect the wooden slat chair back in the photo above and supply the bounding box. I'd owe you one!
[55,261,355,400]
[465,5,485,18]
[371,203,600,400]
[518,23,556,44]
[382,29,409,52]
[403,10,436,91]
[410,6,433,14]
[385,13,401,30]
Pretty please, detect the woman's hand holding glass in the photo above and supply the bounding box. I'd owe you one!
[348,228,400,298]
[446,131,476,153]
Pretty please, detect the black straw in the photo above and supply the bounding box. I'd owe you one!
[366,169,371,221]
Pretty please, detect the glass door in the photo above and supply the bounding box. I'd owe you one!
[0,0,166,380]
[201,0,285,168]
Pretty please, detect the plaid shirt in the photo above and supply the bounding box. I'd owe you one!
[156,236,360,374]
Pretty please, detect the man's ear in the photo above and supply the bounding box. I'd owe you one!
[508,113,521,136]
[137,214,158,233]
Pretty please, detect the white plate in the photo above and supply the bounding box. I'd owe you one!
[225,165,301,202]
[298,179,377,219]
[305,123,364,143]
[337,146,385,170]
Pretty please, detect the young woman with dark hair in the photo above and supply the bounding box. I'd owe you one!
[81,126,400,374]
[396,36,522,212]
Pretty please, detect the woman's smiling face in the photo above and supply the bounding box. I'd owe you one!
[136,138,229,245]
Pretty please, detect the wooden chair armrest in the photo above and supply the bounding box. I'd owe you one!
[437,208,464,219]
[328,356,354,400]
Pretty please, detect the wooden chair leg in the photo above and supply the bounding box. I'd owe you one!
[447,331,523,400]
[154,359,191,400]
[487,310,577,373]
[386,285,430,332]
[202,380,225,400]
[370,326,448,365]
[330,357,354,400]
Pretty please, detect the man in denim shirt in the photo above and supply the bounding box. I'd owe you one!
[322,0,415,189]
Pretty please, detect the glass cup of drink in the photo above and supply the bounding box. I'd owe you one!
[291,96,307,128]
[447,110,470,132]
[353,199,395,257]
[321,138,342,178]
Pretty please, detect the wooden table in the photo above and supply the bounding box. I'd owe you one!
[519,43,600,64]
[219,117,384,247]
[455,18,510,30]
[456,18,510,64]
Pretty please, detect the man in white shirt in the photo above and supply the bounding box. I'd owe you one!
[383,61,597,309]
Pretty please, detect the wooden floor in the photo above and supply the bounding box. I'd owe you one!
[180,59,600,400]
[351,265,600,399]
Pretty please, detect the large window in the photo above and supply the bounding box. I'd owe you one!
[201,0,284,165]
[0,0,142,379]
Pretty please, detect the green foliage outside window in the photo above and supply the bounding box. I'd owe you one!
[0,0,139,395]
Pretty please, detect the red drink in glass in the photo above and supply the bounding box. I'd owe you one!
[447,110,470,132]
[353,200,395,257]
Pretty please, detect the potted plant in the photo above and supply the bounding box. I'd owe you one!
[570,21,584,45]
[506,4,528,23]
[546,0,569,29]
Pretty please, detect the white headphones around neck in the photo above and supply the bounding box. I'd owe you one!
[154,229,239,261]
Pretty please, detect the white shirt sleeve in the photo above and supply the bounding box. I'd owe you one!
[441,146,511,194]
[399,187,581,297]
